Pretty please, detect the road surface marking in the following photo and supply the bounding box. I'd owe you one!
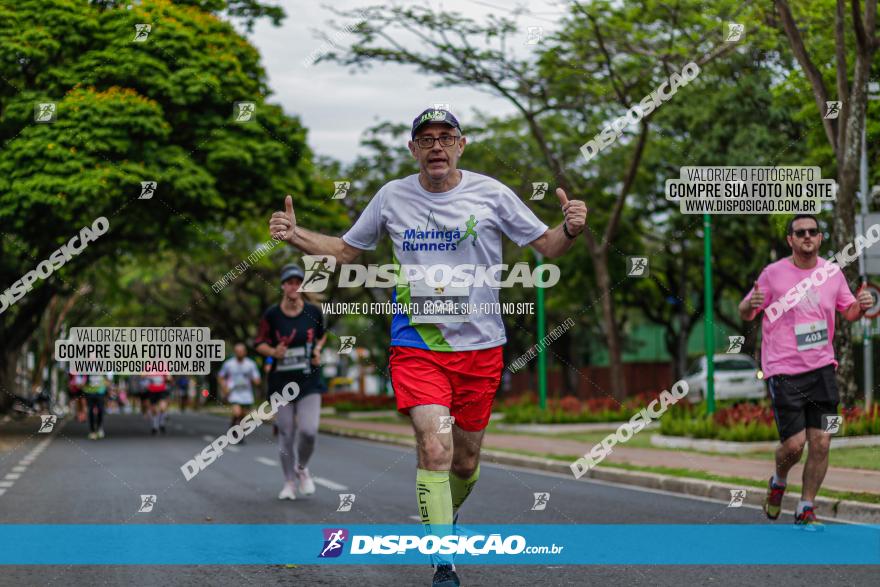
[0,430,57,500]
[202,435,214,442]
[313,477,348,491]
[227,446,240,453]
[256,457,278,467]
[408,515,421,521]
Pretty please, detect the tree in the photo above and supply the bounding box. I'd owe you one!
[0,0,320,410]
[770,0,878,405]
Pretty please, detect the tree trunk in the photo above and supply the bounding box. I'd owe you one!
[592,248,626,400]
[0,348,20,411]
[832,86,867,407]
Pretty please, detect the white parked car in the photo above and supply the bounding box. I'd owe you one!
[683,354,766,404]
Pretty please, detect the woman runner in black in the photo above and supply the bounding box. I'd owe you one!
[255,263,327,500]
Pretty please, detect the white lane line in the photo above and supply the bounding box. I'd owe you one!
[313,477,348,491]
[0,433,56,500]
[408,515,421,521]
[256,457,278,467]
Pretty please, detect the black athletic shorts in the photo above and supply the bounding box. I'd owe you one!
[767,364,839,441]
[147,391,170,404]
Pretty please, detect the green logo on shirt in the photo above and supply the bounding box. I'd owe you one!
[456,215,479,246]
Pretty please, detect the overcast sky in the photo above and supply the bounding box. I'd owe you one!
[242,0,568,164]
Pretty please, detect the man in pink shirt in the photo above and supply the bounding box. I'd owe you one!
[738,214,873,528]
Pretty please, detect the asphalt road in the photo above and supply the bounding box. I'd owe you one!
[0,411,874,586]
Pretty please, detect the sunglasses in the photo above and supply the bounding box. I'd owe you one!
[792,228,819,238]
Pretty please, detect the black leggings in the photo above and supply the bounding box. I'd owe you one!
[86,394,105,432]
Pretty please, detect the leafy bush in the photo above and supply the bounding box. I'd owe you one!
[498,392,654,424]
[660,402,880,440]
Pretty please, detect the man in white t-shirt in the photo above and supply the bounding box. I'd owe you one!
[218,343,261,436]
[269,108,587,587]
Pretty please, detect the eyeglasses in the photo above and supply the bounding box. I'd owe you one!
[792,228,820,238]
[415,135,460,149]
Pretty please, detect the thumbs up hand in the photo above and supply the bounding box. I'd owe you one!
[556,188,587,236]
[856,282,873,310]
[270,194,297,244]
[749,281,765,309]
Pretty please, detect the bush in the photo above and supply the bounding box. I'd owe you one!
[498,393,639,424]
[659,401,880,441]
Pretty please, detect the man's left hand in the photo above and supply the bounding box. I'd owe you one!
[556,188,587,235]
[857,283,874,311]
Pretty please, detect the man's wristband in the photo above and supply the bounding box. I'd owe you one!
[562,222,579,239]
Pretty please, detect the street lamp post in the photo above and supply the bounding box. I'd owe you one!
[703,214,716,415]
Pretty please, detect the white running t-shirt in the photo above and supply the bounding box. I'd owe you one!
[342,170,548,351]
[218,357,260,405]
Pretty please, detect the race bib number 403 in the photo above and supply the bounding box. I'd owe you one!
[794,320,829,351]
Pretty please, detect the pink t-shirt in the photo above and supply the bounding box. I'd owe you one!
[745,257,856,378]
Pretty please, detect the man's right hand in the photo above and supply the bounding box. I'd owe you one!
[749,281,765,310]
[269,195,297,244]
[273,343,288,359]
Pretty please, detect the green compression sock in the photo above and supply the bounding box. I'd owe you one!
[416,468,453,529]
[449,464,480,514]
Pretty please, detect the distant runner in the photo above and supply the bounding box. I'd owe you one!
[84,372,110,440]
[68,372,87,423]
[269,108,586,586]
[739,214,873,529]
[255,264,327,501]
[145,369,172,435]
[218,343,261,443]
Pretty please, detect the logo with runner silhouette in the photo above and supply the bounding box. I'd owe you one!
[336,494,356,512]
[139,181,157,200]
[456,214,479,247]
[337,336,356,355]
[38,415,57,433]
[138,494,157,513]
[301,255,337,293]
[531,492,550,510]
[319,528,349,557]
[133,24,151,42]
[727,336,745,353]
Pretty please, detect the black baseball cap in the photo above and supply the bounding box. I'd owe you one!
[411,108,462,139]
[280,263,304,284]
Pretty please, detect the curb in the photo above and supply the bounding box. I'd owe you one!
[651,433,880,453]
[320,425,880,525]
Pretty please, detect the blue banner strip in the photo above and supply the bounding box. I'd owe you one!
[1,524,878,565]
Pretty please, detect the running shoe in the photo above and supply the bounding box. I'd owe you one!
[97,428,105,439]
[296,467,316,495]
[151,427,158,436]
[762,477,786,520]
[431,564,460,587]
[88,432,97,440]
[278,482,297,501]
[795,506,824,531]
[160,425,166,435]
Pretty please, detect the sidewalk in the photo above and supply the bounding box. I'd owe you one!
[321,417,880,495]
